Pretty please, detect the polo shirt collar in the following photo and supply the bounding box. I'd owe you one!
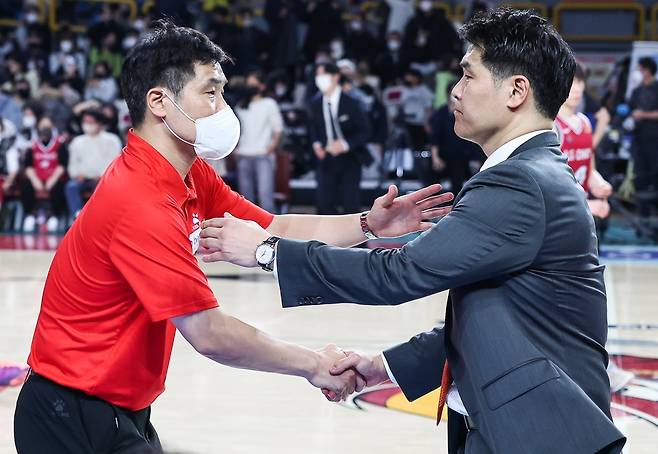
[125,130,198,207]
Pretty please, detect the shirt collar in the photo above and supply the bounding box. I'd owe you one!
[124,129,197,207]
[479,130,552,172]
[323,87,341,107]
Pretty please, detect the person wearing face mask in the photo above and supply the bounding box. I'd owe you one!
[232,8,267,76]
[235,71,283,213]
[64,109,121,219]
[122,30,139,52]
[13,21,452,453]
[373,30,408,87]
[49,29,86,80]
[302,0,346,62]
[84,61,119,103]
[402,0,462,65]
[20,116,68,233]
[308,62,372,214]
[629,57,658,217]
[344,12,380,66]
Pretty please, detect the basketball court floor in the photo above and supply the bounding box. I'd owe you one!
[1,238,657,453]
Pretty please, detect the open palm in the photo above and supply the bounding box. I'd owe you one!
[367,184,454,238]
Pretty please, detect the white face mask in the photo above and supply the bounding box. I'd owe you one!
[387,40,401,51]
[275,84,287,97]
[330,41,344,60]
[630,69,644,87]
[123,37,138,50]
[315,74,333,93]
[23,115,36,129]
[81,123,100,135]
[60,40,73,53]
[162,91,240,161]
[420,1,433,12]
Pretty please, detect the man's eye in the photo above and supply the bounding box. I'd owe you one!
[207,90,216,96]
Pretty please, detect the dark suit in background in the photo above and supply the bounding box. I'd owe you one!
[307,91,371,214]
[276,132,625,454]
[428,104,485,193]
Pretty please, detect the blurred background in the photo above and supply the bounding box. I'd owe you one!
[0,0,657,246]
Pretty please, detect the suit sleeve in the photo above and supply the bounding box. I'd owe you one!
[276,162,546,307]
[383,326,446,401]
[344,99,371,152]
[307,101,322,147]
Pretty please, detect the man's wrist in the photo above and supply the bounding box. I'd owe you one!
[360,211,379,240]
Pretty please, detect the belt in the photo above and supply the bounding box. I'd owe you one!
[464,414,477,431]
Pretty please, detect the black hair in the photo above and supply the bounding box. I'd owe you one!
[638,57,657,76]
[80,108,107,125]
[119,20,231,126]
[316,62,340,75]
[460,8,575,119]
[405,69,423,80]
[246,70,265,85]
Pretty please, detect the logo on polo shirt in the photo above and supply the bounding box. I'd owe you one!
[189,213,201,254]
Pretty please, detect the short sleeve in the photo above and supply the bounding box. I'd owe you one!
[269,99,284,133]
[109,201,219,322]
[196,160,274,227]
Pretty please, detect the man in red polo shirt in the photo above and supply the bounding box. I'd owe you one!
[14,21,452,454]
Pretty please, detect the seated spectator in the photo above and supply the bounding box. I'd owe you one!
[84,61,119,104]
[20,116,68,233]
[65,109,121,218]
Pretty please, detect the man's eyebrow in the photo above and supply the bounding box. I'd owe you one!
[205,76,227,87]
[460,61,471,70]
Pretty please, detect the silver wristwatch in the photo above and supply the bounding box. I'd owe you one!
[255,236,280,272]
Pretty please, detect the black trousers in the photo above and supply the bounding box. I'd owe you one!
[316,154,362,215]
[14,373,163,454]
[20,178,68,217]
[447,408,469,454]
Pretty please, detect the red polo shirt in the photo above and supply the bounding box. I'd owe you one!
[28,130,273,410]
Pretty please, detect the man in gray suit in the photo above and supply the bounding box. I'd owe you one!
[200,9,625,454]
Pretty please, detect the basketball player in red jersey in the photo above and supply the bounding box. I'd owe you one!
[555,63,613,220]
[556,63,634,393]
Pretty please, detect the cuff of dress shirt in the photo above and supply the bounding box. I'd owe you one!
[381,352,398,386]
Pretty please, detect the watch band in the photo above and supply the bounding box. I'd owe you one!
[259,236,280,272]
[360,211,378,240]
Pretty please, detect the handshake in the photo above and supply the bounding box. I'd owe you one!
[307,345,390,402]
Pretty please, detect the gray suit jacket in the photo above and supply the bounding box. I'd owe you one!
[276,132,626,454]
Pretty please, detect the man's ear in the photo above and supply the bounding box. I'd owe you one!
[146,88,167,120]
[507,75,531,110]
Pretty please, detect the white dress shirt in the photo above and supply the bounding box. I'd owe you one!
[383,129,553,416]
[313,88,350,152]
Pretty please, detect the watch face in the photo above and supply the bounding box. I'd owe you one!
[256,244,275,265]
